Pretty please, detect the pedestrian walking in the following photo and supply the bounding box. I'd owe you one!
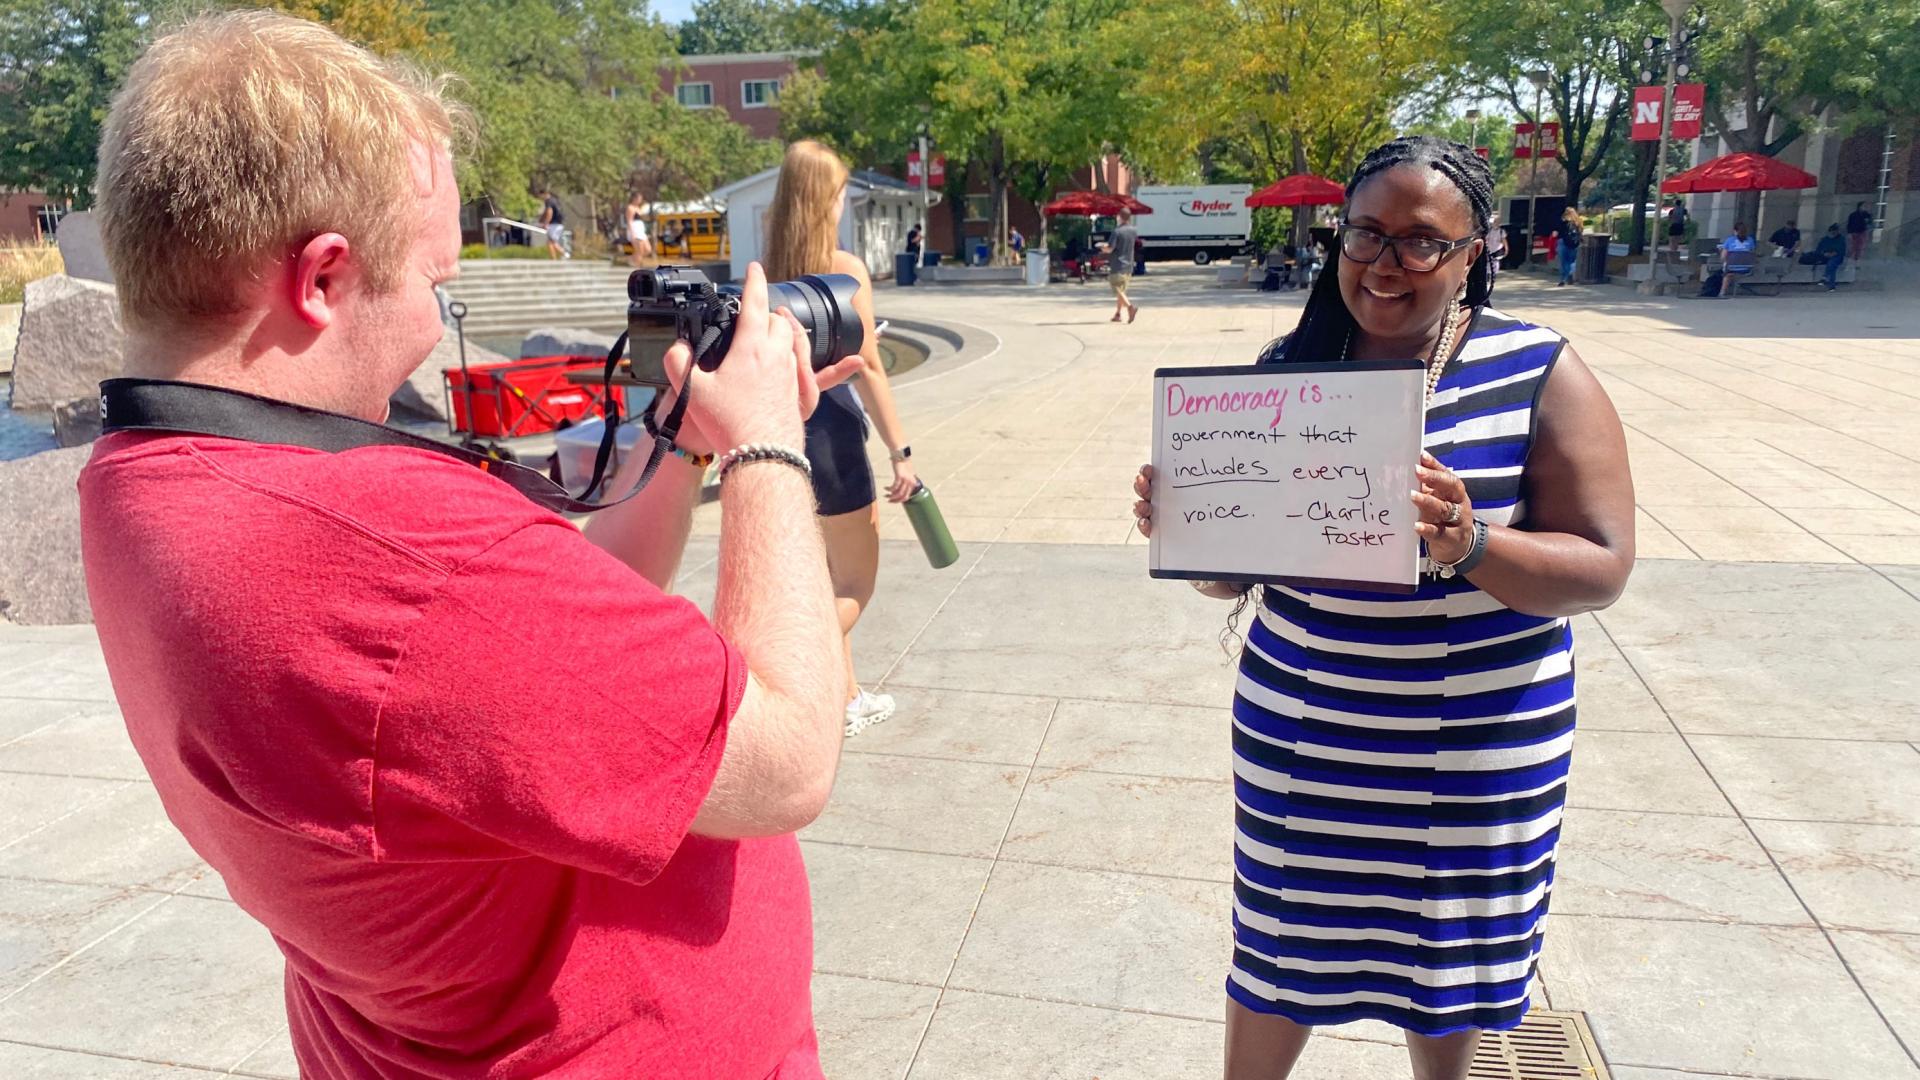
[1664,198,1689,259]
[1009,225,1025,263]
[1814,223,1848,290]
[625,191,653,267]
[84,12,865,1077]
[1131,135,1635,1080]
[765,140,922,736]
[1102,208,1140,322]
[539,188,567,259]
[1555,206,1582,285]
[905,222,923,259]
[1846,201,1873,261]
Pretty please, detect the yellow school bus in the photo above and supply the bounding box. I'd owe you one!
[644,201,729,262]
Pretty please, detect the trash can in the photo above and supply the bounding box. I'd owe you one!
[1578,232,1611,284]
[922,251,941,268]
[895,252,918,287]
[972,242,990,266]
[1025,250,1050,287]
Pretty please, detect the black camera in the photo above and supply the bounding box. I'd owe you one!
[625,265,865,386]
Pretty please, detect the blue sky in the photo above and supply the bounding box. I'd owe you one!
[653,0,697,23]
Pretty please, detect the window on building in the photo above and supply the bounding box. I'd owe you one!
[741,78,782,108]
[34,205,63,238]
[964,195,991,222]
[676,82,714,109]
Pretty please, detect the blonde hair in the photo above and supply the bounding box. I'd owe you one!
[763,140,849,281]
[96,10,467,329]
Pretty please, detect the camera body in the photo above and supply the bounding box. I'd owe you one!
[625,265,864,386]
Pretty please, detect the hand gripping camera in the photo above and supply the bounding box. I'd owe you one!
[625,266,865,386]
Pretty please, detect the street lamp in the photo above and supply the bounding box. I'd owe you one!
[1640,0,1694,295]
[1465,107,1482,152]
[1524,70,1550,271]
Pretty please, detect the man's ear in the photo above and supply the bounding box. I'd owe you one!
[289,233,354,330]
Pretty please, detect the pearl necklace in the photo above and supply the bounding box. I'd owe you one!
[1340,301,1465,409]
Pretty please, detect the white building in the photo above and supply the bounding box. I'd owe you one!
[709,167,939,282]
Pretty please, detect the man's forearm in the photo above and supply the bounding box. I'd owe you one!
[582,452,704,590]
[713,460,844,762]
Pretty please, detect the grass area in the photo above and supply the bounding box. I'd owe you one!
[0,242,63,305]
[459,243,559,260]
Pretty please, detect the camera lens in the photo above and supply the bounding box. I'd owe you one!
[766,274,865,372]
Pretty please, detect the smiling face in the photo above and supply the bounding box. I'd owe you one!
[1338,164,1483,348]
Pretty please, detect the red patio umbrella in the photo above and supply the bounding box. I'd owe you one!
[1042,191,1153,216]
[1246,174,1346,208]
[1661,152,1818,194]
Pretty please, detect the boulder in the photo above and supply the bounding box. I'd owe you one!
[521,327,617,359]
[10,274,125,415]
[390,332,510,422]
[0,446,92,626]
[54,211,114,284]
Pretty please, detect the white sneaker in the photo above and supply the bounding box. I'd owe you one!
[845,689,896,737]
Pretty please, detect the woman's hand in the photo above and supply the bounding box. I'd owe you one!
[887,458,918,503]
[1411,450,1475,564]
[1132,464,1155,537]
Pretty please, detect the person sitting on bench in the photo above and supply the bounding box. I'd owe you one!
[1718,222,1756,298]
[1812,224,1847,291]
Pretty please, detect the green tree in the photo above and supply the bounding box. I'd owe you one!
[1125,0,1448,242]
[1453,0,1663,210]
[265,0,440,54]
[785,0,1141,259]
[675,0,799,55]
[0,0,146,208]
[1689,0,1909,224]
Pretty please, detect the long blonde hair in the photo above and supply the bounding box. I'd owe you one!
[764,140,849,281]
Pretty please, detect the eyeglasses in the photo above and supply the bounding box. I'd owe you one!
[1337,224,1478,273]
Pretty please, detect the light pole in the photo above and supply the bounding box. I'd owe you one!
[1524,70,1550,272]
[1466,108,1482,152]
[1640,0,1694,295]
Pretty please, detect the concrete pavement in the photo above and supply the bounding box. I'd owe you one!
[1,267,1917,1078]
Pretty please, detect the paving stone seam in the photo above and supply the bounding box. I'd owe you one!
[840,746,1232,784]
[223,1027,290,1076]
[897,698,1063,1079]
[1756,438,1914,513]
[0,765,149,784]
[800,835,1230,889]
[0,776,132,853]
[0,1036,232,1075]
[0,890,175,1007]
[1626,427,1865,563]
[1585,612,1920,1071]
[1604,1060,1839,1080]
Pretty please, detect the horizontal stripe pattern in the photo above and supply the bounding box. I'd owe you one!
[1228,308,1570,1036]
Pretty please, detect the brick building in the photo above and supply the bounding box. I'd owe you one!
[660,51,807,140]
[1,192,61,244]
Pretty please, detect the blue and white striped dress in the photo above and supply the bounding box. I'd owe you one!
[1230,308,1572,1036]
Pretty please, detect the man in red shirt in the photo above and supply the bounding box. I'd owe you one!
[80,12,857,1077]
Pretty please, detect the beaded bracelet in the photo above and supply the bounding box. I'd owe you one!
[716,444,812,482]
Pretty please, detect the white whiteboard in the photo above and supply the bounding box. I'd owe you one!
[1148,361,1426,593]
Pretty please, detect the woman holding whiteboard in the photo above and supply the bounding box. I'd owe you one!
[1133,136,1634,1080]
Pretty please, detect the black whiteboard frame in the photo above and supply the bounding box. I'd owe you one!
[1149,359,1427,596]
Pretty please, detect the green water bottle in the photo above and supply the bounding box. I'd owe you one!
[902,482,959,569]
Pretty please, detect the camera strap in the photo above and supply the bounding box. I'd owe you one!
[98,333,696,516]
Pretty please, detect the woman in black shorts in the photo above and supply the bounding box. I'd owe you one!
[765,140,920,735]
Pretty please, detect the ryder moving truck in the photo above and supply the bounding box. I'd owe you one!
[1134,184,1252,265]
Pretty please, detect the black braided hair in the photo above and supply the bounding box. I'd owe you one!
[1272,136,1497,365]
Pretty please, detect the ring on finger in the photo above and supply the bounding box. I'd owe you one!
[1443,501,1462,526]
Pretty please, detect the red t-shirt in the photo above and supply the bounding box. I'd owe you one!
[78,433,820,1079]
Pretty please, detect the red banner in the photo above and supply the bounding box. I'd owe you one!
[1513,122,1560,159]
[1473,146,1490,160]
[907,151,948,187]
[1631,84,1706,141]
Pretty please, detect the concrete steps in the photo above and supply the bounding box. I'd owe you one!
[445,260,633,339]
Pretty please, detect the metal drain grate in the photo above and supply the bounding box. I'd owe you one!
[1468,1010,1610,1080]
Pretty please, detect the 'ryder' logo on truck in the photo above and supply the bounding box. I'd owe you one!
[1181,199,1237,217]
